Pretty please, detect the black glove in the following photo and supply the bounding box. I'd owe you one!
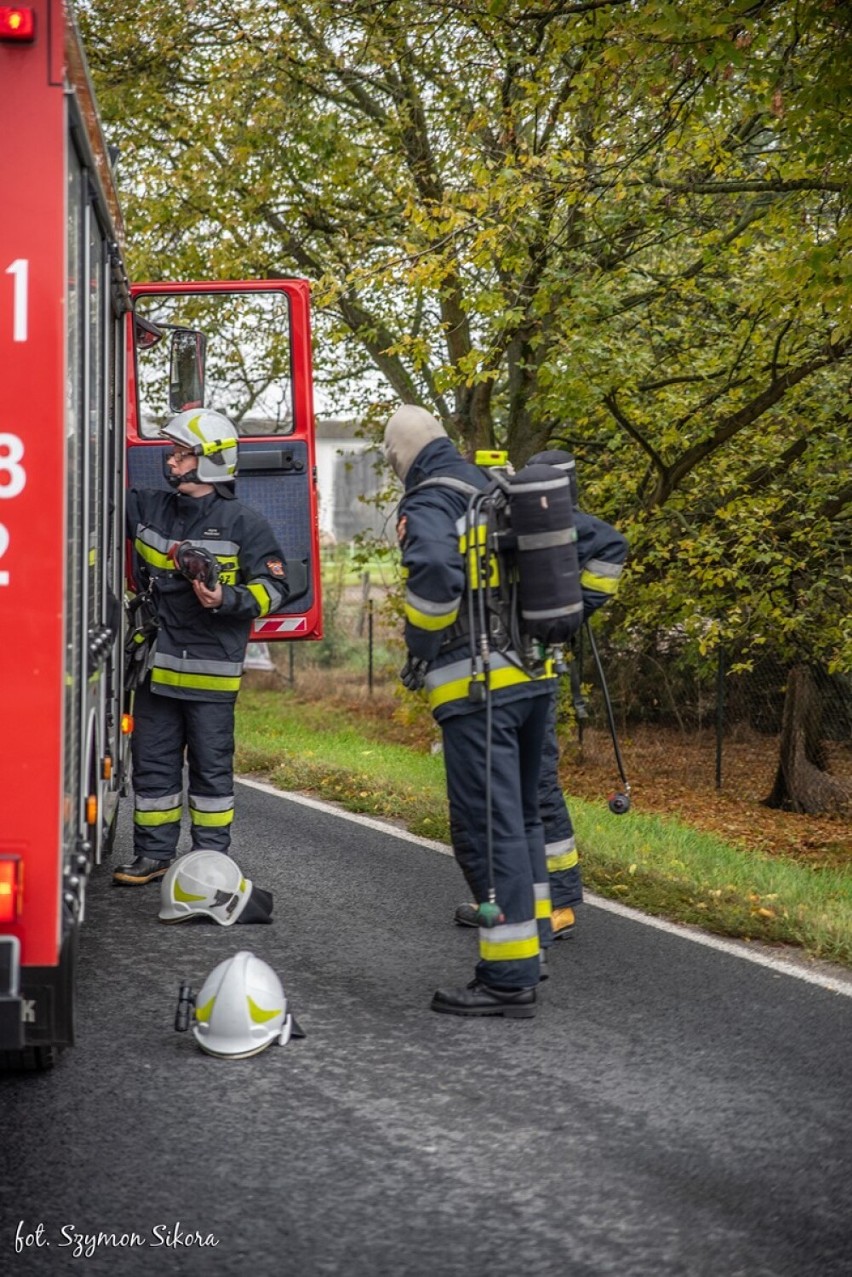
[170,541,220,589]
[400,653,428,692]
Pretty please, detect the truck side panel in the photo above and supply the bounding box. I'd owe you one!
[0,0,67,972]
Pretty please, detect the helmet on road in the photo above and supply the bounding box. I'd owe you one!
[191,951,303,1058]
[161,409,239,485]
[159,850,272,927]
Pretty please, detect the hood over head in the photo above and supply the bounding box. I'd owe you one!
[384,405,448,483]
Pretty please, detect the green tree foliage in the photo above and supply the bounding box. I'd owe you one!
[79,0,851,801]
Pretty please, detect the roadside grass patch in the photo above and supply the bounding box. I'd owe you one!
[236,690,852,967]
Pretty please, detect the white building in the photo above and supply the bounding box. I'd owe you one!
[314,419,394,545]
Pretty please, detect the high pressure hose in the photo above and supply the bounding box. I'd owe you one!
[584,621,632,813]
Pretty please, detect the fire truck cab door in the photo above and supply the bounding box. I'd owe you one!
[126,281,322,641]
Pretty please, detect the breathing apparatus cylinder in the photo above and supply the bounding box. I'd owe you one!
[508,464,583,645]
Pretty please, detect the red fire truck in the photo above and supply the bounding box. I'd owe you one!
[0,0,322,1068]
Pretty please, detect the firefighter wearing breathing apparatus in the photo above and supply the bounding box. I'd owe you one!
[454,448,629,936]
[385,405,562,1018]
[114,409,289,886]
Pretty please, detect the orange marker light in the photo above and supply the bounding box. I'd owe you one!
[121,713,134,734]
[0,856,22,923]
[86,795,98,826]
[0,7,35,41]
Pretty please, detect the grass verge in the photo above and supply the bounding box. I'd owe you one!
[236,689,852,968]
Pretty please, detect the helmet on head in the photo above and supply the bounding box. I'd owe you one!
[527,449,578,508]
[191,951,303,1058]
[159,850,273,927]
[162,409,239,486]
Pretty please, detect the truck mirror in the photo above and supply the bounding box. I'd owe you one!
[169,328,207,413]
[134,313,164,350]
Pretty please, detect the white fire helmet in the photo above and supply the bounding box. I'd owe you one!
[161,409,239,485]
[192,951,303,1058]
[159,850,272,927]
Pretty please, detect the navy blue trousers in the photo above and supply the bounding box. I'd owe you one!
[539,692,583,908]
[442,691,551,990]
[131,681,236,859]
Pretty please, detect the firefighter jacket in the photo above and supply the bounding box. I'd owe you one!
[397,437,556,722]
[575,510,629,619]
[127,487,288,703]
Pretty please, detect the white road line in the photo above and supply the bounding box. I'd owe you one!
[238,776,852,999]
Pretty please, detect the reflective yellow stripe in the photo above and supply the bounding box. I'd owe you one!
[135,538,174,571]
[580,569,619,595]
[547,850,579,872]
[535,897,552,920]
[459,524,500,589]
[134,808,182,827]
[479,935,540,962]
[190,808,234,828]
[174,883,207,903]
[152,669,241,693]
[247,996,281,1025]
[404,600,460,632]
[195,997,215,1023]
[428,660,554,710]
[248,582,273,616]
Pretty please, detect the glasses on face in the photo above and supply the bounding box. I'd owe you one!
[168,446,196,462]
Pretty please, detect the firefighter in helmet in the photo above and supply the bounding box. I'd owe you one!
[385,405,555,1017]
[114,409,289,885]
[452,448,628,939]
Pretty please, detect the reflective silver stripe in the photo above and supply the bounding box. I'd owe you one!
[415,476,480,498]
[154,653,244,678]
[136,526,173,555]
[478,917,540,961]
[517,528,577,550]
[405,588,459,619]
[522,601,583,619]
[135,792,182,811]
[135,529,241,559]
[510,475,568,494]
[584,558,623,580]
[424,651,523,693]
[194,539,240,556]
[188,793,234,812]
[545,835,576,854]
[478,919,538,945]
[534,882,553,919]
[250,578,285,612]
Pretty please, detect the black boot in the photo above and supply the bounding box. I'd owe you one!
[431,979,536,1018]
[453,903,479,928]
[113,856,172,885]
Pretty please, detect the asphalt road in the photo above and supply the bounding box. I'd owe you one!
[1,779,851,1277]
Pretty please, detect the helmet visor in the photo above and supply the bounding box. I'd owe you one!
[235,884,274,925]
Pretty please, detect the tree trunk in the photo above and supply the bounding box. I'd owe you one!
[763,664,852,815]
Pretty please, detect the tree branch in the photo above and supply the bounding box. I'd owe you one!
[603,390,668,478]
[651,335,852,506]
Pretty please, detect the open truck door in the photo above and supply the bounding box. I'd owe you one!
[127,281,323,642]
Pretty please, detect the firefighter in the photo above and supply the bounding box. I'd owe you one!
[453,449,628,938]
[385,405,556,1018]
[113,409,289,885]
